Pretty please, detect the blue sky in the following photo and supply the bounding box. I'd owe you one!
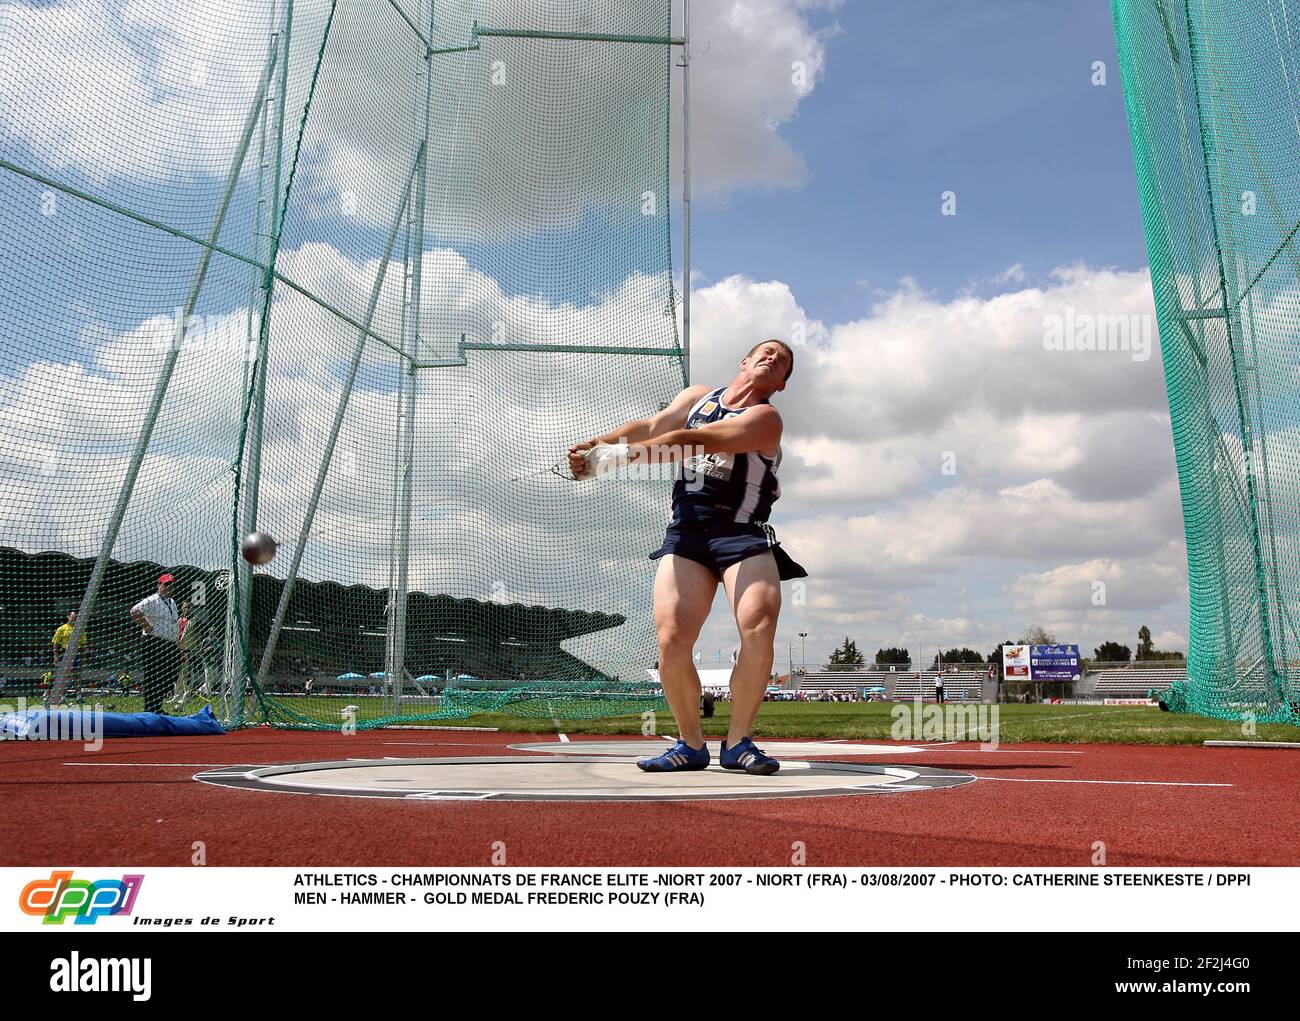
[671,0,1190,665]
[0,0,1197,672]
[689,1,1149,321]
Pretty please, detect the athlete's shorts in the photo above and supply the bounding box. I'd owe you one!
[649,521,808,581]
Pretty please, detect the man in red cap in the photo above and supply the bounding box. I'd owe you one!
[130,573,182,715]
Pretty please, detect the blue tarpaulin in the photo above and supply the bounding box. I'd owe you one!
[0,705,226,739]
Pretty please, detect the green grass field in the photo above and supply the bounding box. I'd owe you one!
[61,690,1298,745]
[466,700,1298,746]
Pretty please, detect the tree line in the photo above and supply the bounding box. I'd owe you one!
[819,624,1183,671]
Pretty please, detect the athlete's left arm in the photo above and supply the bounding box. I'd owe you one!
[634,405,782,461]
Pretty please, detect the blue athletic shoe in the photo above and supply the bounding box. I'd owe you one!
[637,739,710,772]
[720,736,780,775]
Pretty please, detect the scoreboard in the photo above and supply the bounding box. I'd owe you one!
[1002,644,1081,681]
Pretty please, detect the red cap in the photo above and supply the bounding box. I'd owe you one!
[158,573,175,584]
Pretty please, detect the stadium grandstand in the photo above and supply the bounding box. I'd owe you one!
[0,546,623,701]
[792,667,987,701]
[1077,662,1188,700]
[786,659,1190,703]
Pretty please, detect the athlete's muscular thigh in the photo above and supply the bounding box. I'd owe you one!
[722,552,781,638]
[653,555,718,646]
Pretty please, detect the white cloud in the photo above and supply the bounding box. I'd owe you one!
[0,2,1219,675]
[0,232,688,674]
[1009,555,1187,615]
[682,266,1202,663]
[673,0,834,195]
[3,0,832,235]
[2,0,273,181]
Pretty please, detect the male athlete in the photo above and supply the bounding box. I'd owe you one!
[568,339,805,775]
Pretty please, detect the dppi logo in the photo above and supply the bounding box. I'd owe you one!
[19,870,144,925]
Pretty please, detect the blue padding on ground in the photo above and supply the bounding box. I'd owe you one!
[0,704,226,739]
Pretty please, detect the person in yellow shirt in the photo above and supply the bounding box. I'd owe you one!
[51,610,87,696]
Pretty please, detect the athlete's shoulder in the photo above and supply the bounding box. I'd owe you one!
[650,384,719,434]
[666,383,715,414]
[744,402,783,424]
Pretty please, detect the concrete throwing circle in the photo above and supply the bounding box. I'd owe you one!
[509,740,923,758]
[195,756,974,802]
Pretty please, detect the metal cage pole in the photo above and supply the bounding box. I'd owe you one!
[238,0,294,705]
[384,179,417,715]
[228,1,284,717]
[50,48,282,701]
[681,0,692,384]
[257,151,422,692]
[389,0,436,716]
[1183,0,1282,703]
[383,209,415,709]
[225,1,281,719]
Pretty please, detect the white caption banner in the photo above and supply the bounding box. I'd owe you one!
[2,867,1295,932]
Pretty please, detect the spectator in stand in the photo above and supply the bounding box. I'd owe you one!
[130,574,182,714]
[118,646,137,697]
[935,673,945,704]
[51,610,86,699]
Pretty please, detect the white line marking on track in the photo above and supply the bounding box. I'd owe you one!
[382,741,510,748]
[63,762,242,767]
[973,776,1232,787]
[1204,740,1300,749]
[1035,709,1155,722]
[921,748,1085,755]
[557,732,569,743]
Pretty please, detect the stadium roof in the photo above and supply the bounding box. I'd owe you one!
[0,546,624,644]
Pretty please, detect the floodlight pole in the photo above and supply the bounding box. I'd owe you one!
[680,0,692,384]
[389,0,436,715]
[50,47,282,702]
[257,149,422,691]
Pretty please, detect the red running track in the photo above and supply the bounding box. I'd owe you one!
[0,729,1296,866]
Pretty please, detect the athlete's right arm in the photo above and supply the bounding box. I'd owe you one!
[567,384,711,476]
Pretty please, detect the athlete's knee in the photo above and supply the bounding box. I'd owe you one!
[738,634,777,670]
[656,621,699,656]
[737,612,778,647]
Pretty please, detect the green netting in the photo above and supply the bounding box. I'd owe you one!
[0,1,679,730]
[424,679,662,721]
[1113,0,1300,723]
[253,680,662,730]
[1151,681,1189,713]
